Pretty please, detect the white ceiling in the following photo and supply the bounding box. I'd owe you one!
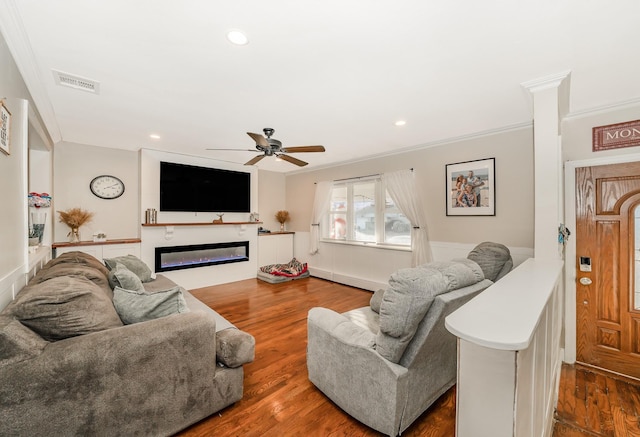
[2,0,640,172]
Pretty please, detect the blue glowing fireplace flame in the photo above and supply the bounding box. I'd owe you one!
[155,241,249,272]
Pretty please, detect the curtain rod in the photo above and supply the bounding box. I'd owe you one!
[314,168,413,184]
[332,168,413,183]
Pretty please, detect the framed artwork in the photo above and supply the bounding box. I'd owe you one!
[0,100,10,155]
[446,158,495,216]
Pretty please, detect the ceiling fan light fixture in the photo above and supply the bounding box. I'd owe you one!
[226,30,249,46]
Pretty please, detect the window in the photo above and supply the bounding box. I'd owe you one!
[324,177,411,247]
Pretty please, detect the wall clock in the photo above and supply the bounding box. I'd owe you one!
[90,175,125,199]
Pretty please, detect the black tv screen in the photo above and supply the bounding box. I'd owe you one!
[160,161,251,212]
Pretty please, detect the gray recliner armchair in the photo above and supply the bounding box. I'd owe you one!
[306,243,512,436]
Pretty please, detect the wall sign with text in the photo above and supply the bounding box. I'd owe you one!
[593,119,640,152]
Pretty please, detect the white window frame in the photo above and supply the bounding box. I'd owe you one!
[322,176,411,250]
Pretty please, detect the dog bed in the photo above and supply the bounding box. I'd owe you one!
[257,269,310,283]
[257,258,309,283]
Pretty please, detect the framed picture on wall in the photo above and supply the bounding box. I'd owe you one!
[446,158,495,216]
[0,100,11,155]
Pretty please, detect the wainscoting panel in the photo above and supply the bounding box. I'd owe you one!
[296,233,533,292]
[0,246,51,311]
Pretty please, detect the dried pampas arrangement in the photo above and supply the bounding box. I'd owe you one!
[275,210,290,224]
[58,208,94,242]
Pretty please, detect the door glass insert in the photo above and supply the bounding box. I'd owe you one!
[635,205,640,310]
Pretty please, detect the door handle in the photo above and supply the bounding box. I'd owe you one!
[579,277,592,286]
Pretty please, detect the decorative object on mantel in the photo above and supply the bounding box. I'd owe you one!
[144,208,157,224]
[58,208,94,243]
[0,99,11,155]
[93,232,107,242]
[28,192,52,244]
[275,210,290,231]
[213,213,224,224]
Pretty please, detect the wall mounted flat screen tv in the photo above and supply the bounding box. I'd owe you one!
[160,161,251,212]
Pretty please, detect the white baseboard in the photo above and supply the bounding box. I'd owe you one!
[308,267,383,292]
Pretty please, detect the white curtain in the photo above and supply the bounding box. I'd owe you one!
[309,181,332,255]
[384,169,432,266]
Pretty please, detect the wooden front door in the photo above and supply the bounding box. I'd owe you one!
[576,162,640,378]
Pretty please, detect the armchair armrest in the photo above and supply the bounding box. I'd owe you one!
[307,307,409,434]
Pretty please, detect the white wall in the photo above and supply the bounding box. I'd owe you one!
[258,169,287,231]
[52,142,139,242]
[286,127,535,287]
[0,31,50,309]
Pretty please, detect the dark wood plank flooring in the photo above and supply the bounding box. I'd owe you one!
[175,276,640,437]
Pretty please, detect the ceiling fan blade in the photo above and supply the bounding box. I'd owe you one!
[206,148,257,152]
[281,145,325,153]
[247,132,269,148]
[245,154,266,166]
[279,154,308,167]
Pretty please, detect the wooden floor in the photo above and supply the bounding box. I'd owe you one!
[555,363,640,437]
[175,276,640,437]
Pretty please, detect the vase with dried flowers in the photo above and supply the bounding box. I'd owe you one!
[58,208,94,243]
[275,210,290,232]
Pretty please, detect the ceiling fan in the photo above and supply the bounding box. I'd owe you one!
[207,128,325,167]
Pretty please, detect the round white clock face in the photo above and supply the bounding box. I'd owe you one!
[90,175,125,199]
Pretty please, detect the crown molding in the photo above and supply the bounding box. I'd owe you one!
[286,122,533,176]
[521,70,572,93]
[565,96,640,121]
[0,0,61,143]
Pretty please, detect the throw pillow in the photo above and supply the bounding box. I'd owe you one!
[467,242,512,282]
[107,262,145,291]
[113,286,190,325]
[104,255,153,283]
[369,288,386,314]
[6,276,123,341]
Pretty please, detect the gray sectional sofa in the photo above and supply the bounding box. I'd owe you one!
[0,251,255,436]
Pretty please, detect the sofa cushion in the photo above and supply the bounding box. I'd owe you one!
[104,255,153,283]
[5,276,123,341]
[376,259,483,363]
[107,263,144,291]
[467,241,513,282]
[37,251,110,278]
[113,286,189,324]
[28,263,112,298]
[0,315,48,365]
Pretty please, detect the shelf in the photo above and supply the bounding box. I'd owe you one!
[259,231,295,236]
[52,238,141,249]
[141,222,262,227]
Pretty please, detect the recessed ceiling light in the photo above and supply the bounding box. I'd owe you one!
[395,120,406,126]
[226,30,249,46]
[149,134,161,140]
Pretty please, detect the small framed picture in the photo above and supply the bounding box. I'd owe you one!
[0,100,11,155]
[446,158,495,216]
